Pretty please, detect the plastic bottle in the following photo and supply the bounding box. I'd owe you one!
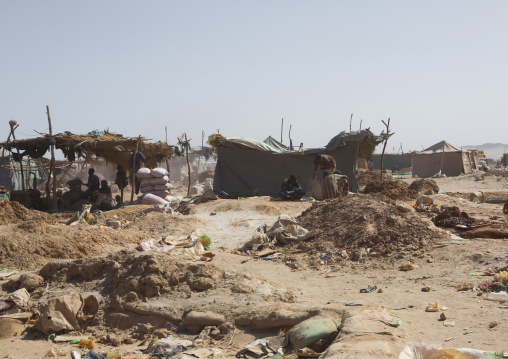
[485,292,508,301]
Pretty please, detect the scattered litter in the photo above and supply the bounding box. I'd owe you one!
[236,339,277,358]
[138,237,175,253]
[45,346,67,357]
[485,292,508,301]
[359,285,377,293]
[0,268,17,279]
[288,316,337,350]
[425,302,448,312]
[399,343,505,359]
[148,336,193,355]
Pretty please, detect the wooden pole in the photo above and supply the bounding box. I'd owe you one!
[379,118,391,182]
[165,126,171,182]
[197,130,204,174]
[9,121,26,191]
[130,136,141,204]
[280,118,283,144]
[46,106,58,208]
[289,125,293,150]
[185,133,191,195]
[349,113,353,132]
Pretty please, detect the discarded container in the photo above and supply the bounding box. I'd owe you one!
[287,316,337,350]
[486,292,508,301]
[469,191,485,203]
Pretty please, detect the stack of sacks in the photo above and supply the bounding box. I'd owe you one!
[136,167,173,204]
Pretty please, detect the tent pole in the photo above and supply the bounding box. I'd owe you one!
[9,121,25,191]
[47,106,58,208]
[165,126,171,182]
[130,136,141,204]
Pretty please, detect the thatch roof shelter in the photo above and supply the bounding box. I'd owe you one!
[0,131,174,170]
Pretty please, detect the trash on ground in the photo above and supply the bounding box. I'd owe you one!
[425,302,448,312]
[138,237,176,253]
[398,342,505,359]
[287,316,337,350]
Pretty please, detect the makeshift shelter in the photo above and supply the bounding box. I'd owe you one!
[371,153,412,171]
[208,130,382,197]
[412,141,478,178]
[0,150,58,191]
[0,131,174,172]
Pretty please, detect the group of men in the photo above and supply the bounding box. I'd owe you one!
[279,154,349,201]
[58,151,147,211]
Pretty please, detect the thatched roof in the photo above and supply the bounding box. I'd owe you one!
[0,131,175,169]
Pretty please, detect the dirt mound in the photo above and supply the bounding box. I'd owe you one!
[408,179,440,195]
[356,170,383,187]
[37,251,296,322]
[295,195,448,260]
[363,180,417,200]
[0,199,32,225]
[0,224,144,270]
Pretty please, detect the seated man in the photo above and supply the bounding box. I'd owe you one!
[81,168,100,200]
[279,175,305,201]
[95,180,115,210]
[313,172,349,200]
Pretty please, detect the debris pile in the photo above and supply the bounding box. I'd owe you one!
[408,179,440,195]
[0,198,33,225]
[356,170,383,187]
[363,180,418,200]
[433,206,474,228]
[296,196,449,260]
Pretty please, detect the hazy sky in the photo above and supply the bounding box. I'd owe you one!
[1,1,507,154]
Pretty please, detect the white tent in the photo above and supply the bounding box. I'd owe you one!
[412,141,478,178]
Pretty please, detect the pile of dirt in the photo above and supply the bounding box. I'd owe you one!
[0,199,32,225]
[356,170,383,187]
[0,224,144,270]
[295,195,449,260]
[363,180,418,200]
[37,250,296,311]
[409,179,440,195]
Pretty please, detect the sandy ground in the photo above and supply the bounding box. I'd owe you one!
[0,177,507,358]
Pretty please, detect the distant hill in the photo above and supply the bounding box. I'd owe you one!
[462,143,508,160]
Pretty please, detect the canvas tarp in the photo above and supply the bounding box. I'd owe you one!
[210,130,380,197]
[371,154,412,171]
[412,140,474,178]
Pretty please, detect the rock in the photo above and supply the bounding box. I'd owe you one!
[181,311,226,328]
[440,313,447,321]
[124,337,135,344]
[443,320,455,327]
[126,291,138,302]
[235,317,253,327]
[135,323,156,334]
[421,287,430,292]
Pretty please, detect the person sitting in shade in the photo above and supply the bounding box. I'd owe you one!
[313,154,336,179]
[95,180,115,210]
[279,174,305,201]
[81,168,100,199]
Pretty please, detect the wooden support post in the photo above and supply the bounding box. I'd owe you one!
[130,136,141,204]
[9,121,25,191]
[165,126,171,182]
[289,125,293,150]
[280,118,284,144]
[185,133,191,196]
[379,118,391,182]
[46,106,58,208]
